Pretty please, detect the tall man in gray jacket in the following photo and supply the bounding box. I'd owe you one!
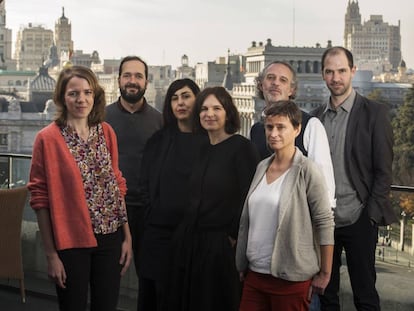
[312,46,397,311]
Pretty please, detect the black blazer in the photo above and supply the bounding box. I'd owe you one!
[311,92,397,226]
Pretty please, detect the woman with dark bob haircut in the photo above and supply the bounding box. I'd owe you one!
[192,86,240,134]
[167,86,260,311]
[137,79,207,311]
[28,65,132,311]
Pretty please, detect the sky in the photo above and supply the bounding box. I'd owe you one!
[5,0,414,69]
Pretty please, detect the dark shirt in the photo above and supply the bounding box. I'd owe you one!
[190,135,260,238]
[105,98,163,207]
[150,131,202,227]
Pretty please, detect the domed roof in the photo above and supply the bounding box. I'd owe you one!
[30,66,56,91]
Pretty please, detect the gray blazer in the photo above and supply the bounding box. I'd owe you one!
[235,148,334,282]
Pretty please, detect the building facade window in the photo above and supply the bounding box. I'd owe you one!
[0,134,8,146]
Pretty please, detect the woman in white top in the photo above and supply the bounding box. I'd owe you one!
[236,100,334,311]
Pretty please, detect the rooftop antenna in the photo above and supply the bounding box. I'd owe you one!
[292,0,296,46]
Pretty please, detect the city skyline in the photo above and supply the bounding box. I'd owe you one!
[5,0,414,69]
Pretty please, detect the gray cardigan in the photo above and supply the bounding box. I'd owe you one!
[236,148,334,282]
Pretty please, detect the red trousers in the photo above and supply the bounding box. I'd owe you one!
[240,270,311,311]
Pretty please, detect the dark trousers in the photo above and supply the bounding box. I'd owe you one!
[126,205,146,276]
[56,230,123,311]
[320,209,379,311]
[137,277,166,311]
[137,225,173,311]
[127,206,148,311]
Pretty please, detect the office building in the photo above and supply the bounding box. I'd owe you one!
[344,0,401,74]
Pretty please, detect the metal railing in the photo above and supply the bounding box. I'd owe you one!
[0,153,31,189]
[0,152,413,310]
[391,185,414,192]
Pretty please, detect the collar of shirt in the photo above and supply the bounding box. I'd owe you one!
[116,97,148,114]
[323,89,356,114]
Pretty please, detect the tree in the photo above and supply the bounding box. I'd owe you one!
[392,84,414,186]
[367,88,387,105]
[399,193,414,216]
[367,88,396,118]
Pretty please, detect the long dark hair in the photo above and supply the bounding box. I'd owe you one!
[162,79,200,129]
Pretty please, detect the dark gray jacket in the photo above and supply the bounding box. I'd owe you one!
[311,92,397,226]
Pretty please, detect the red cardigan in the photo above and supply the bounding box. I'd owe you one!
[28,122,127,250]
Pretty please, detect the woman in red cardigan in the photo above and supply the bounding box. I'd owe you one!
[28,65,132,311]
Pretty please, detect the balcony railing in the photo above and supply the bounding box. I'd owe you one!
[1,152,413,310]
[1,151,413,250]
[0,152,137,309]
[0,153,31,189]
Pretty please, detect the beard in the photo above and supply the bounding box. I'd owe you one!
[327,82,351,97]
[120,83,146,104]
[263,89,286,105]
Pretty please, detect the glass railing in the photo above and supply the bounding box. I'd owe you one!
[0,153,34,221]
[1,152,413,259]
[380,185,414,267]
[0,153,31,188]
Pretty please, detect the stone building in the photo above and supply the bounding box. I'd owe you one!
[176,54,195,80]
[195,61,226,90]
[243,39,327,83]
[0,0,14,70]
[0,69,36,99]
[375,59,414,84]
[232,37,410,138]
[344,0,401,73]
[147,64,174,111]
[13,7,99,72]
[14,23,54,71]
[70,50,101,68]
[0,95,53,154]
[232,39,331,137]
[29,65,56,112]
[0,63,55,155]
[195,52,244,90]
[54,7,73,59]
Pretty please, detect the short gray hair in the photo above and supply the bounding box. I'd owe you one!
[255,61,298,100]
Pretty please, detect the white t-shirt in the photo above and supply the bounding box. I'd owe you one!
[246,170,288,274]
